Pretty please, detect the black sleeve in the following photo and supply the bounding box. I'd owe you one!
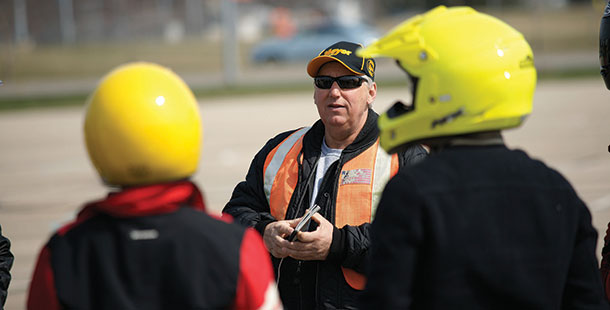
[601,222,610,301]
[222,131,295,236]
[399,144,428,168]
[359,173,425,309]
[562,197,609,308]
[0,225,14,307]
[343,223,371,273]
[327,223,370,274]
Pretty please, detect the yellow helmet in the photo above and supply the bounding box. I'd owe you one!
[358,6,536,153]
[84,62,201,186]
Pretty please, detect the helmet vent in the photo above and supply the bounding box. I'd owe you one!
[419,51,428,61]
[519,55,534,68]
[431,107,464,129]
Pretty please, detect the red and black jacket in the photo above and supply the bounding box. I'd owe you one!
[27,180,281,310]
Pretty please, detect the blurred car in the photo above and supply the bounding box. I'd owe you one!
[250,22,380,63]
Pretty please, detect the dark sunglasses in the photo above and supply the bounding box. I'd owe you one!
[314,75,369,89]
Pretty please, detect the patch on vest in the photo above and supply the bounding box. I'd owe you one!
[341,169,372,185]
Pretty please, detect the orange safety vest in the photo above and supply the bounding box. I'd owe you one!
[262,127,399,290]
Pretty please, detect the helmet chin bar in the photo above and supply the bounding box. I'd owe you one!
[387,100,414,119]
[388,60,418,117]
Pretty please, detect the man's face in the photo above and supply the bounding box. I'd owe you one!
[313,62,376,135]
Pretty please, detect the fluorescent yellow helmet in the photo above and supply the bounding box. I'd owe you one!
[358,6,536,153]
[84,62,201,186]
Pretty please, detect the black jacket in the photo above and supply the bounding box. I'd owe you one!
[224,109,427,309]
[0,225,13,308]
[361,144,608,309]
[601,222,610,301]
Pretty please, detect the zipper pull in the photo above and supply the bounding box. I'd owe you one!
[293,260,302,285]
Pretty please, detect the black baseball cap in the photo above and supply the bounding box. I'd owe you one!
[307,41,376,81]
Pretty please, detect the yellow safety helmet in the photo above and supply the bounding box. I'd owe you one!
[84,62,201,186]
[358,6,536,153]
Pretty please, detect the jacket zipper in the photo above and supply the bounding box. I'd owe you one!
[295,152,318,310]
[314,191,331,308]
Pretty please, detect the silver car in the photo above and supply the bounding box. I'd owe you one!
[251,22,380,63]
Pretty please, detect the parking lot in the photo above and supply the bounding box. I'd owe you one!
[0,77,609,309]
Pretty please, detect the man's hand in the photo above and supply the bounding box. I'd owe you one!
[284,213,333,261]
[263,219,300,258]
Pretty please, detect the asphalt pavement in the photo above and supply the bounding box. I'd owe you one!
[0,67,608,309]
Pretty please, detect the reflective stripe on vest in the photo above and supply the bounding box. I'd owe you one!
[263,127,310,220]
[262,132,399,290]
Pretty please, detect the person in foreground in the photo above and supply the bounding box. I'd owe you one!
[27,62,282,310]
[0,225,13,309]
[0,83,14,310]
[599,0,610,302]
[223,41,427,309]
[358,5,608,309]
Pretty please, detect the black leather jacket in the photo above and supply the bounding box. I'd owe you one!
[361,144,608,309]
[224,109,427,309]
[0,225,13,308]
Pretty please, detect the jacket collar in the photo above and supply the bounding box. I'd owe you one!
[57,180,214,236]
[79,180,205,220]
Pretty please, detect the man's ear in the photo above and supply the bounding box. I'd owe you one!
[367,82,377,106]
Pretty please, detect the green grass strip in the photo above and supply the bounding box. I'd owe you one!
[0,67,601,111]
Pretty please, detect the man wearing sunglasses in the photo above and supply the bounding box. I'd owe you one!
[223,41,427,309]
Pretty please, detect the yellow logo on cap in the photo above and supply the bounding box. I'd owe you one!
[367,60,375,77]
[323,49,352,56]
